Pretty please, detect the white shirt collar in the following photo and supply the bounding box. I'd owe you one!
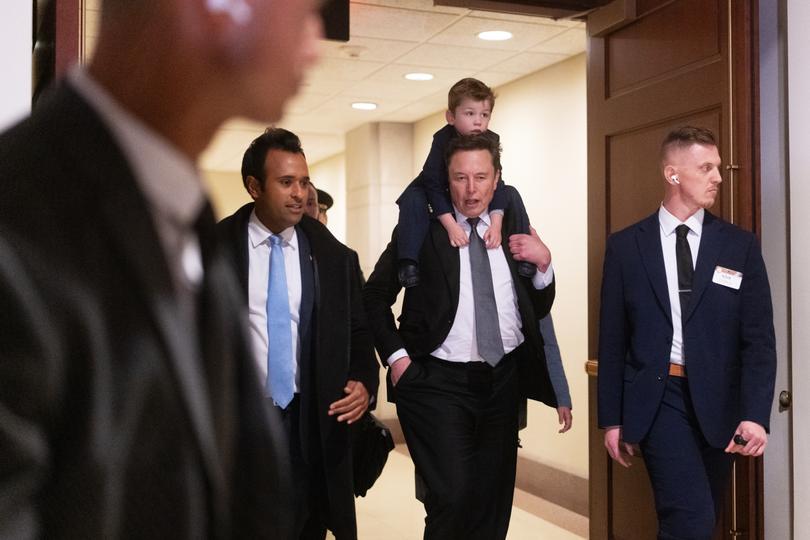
[454,207,492,228]
[67,67,204,228]
[248,209,297,249]
[658,204,704,237]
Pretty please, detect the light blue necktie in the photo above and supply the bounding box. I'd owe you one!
[266,234,294,408]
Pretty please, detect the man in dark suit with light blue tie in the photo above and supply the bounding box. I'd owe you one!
[598,126,777,540]
[217,128,378,540]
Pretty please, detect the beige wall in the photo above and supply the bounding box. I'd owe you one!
[310,153,347,243]
[410,54,588,479]
[344,122,414,275]
[204,169,250,220]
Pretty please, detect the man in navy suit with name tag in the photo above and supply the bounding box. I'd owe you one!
[597,126,776,540]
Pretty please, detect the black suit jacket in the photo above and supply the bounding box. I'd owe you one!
[216,203,379,538]
[0,84,291,538]
[597,211,777,447]
[363,219,558,408]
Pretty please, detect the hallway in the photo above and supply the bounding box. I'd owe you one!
[343,445,588,539]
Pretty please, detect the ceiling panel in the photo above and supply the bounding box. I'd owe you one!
[530,27,587,54]
[471,70,529,89]
[318,36,418,63]
[428,16,566,50]
[337,78,445,101]
[350,3,461,41]
[393,42,515,70]
[468,9,584,26]
[83,0,585,171]
[354,0,468,14]
[304,57,388,82]
[367,63,477,86]
[283,92,336,115]
[485,51,569,74]
[380,91,448,122]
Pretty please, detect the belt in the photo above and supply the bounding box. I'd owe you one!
[668,363,687,378]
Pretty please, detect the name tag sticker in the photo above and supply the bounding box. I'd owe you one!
[712,266,743,290]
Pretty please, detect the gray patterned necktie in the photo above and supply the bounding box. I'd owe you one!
[467,217,505,366]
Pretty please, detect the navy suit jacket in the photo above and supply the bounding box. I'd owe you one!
[597,211,776,448]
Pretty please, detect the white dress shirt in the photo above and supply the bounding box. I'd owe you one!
[659,205,703,366]
[68,68,205,299]
[247,212,303,392]
[388,210,554,365]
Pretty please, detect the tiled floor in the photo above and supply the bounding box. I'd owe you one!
[332,446,588,539]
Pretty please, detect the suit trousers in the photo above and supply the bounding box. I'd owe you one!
[395,350,520,540]
[640,377,733,540]
[276,396,329,540]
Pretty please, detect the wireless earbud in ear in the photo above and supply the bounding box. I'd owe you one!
[206,0,253,25]
[671,175,680,185]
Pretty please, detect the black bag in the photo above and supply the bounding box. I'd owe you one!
[350,412,395,497]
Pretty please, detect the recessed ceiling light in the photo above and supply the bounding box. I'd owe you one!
[352,102,378,111]
[405,72,434,81]
[478,30,513,41]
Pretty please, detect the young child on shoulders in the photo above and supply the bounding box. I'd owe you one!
[396,77,535,287]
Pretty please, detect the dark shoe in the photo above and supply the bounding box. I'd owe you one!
[517,261,537,278]
[398,261,420,288]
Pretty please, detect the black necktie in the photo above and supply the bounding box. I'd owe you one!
[467,217,505,366]
[675,224,693,316]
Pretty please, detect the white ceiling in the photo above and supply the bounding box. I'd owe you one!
[82,0,585,170]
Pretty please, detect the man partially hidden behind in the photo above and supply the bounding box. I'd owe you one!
[598,126,777,539]
[217,128,379,540]
[363,134,560,539]
[0,0,322,537]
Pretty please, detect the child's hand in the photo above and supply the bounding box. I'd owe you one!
[438,213,469,248]
[484,216,502,249]
[443,221,469,248]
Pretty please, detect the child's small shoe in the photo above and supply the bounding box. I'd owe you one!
[398,260,420,288]
[517,261,537,278]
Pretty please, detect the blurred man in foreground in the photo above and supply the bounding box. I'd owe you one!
[0,0,321,537]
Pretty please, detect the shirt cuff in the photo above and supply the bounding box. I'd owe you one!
[386,348,409,366]
[489,209,504,216]
[532,263,554,289]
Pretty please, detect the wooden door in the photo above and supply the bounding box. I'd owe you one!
[32,0,82,104]
[586,0,762,538]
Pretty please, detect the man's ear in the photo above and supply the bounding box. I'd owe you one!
[204,0,253,26]
[197,0,254,61]
[663,165,677,184]
[246,175,262,199]
[445,109,455,126]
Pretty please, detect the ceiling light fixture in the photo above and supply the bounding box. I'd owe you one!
[405,72,434,81]
[352,102,378,111]
[477,30,513,41]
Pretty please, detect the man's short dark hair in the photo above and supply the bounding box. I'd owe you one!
[241,127,305,189]
[660,126,718,165]
[446,133,502,173]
